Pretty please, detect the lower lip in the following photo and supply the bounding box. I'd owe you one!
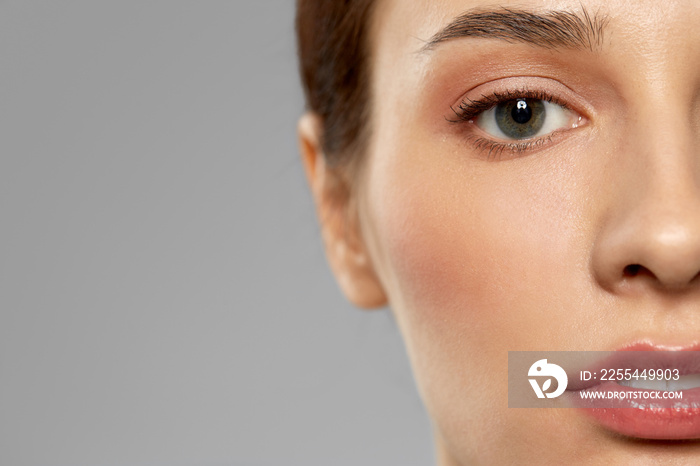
[572,382,700,439]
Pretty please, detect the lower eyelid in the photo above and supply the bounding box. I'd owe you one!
[464,110,587,161]
[467,132,561,160]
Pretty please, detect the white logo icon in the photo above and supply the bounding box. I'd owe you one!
[528,359,568,399]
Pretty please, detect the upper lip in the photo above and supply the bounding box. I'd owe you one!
[566,342,700,391]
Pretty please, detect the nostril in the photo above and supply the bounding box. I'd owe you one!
[620,263,700,288]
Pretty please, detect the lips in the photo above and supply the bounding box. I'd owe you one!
[568,343,700,439]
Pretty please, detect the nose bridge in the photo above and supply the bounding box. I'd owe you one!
[592,89,700,292]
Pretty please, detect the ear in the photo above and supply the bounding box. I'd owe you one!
[298,112,387,309]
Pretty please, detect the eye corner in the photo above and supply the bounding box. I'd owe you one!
[570,113,588,129]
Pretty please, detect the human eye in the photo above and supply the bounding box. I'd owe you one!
[450,89,585,158]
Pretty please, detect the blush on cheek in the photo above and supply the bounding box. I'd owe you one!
[380,181,541,343]
[375,153,587,353]
[377,162,579,357]
[371,173,591,460]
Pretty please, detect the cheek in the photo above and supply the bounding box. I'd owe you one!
[374,155,588,350]
[363,143,598,455]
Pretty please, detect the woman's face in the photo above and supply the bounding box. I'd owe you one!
[304,0,700,463]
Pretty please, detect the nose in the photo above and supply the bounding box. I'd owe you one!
[591,121,700,293]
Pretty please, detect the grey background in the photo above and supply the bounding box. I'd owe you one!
[0,1,433,465]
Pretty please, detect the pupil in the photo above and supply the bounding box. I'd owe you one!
[511,99,532,124]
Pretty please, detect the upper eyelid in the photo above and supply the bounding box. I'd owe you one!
[449,89,574,123]
[445,73,597,122]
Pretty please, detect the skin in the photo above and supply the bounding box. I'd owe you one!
[299,0,700,463]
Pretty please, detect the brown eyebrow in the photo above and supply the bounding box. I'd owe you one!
[421,7,608,52]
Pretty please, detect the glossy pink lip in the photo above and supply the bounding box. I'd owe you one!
[569,343,700,440]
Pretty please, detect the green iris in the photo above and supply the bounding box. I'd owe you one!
[494,99,546,139]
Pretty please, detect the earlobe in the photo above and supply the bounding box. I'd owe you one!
[298,112,387,309]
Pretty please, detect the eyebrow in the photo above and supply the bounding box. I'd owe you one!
[421,7,608,52]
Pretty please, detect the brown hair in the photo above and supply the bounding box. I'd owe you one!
[296,0,376,167]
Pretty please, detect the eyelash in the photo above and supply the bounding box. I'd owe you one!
[449,89,575,160]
